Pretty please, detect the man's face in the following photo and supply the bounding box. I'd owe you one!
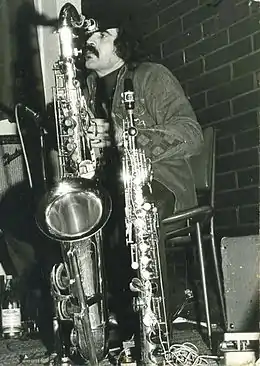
[85,28,123,76]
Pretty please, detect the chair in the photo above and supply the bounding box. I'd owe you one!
[161,126,227,350]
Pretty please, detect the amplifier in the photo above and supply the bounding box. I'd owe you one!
[221,235,259,332]
[0,136,26,201]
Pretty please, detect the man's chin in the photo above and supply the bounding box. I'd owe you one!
[85,59,97,69]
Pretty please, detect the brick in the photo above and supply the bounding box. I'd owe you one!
[218,0,250,23]
[215,186,259,208]
[229,15,260,42]
[140,0,160,20]
[143,16,159,36]
[183,4,218,31]
[157,0,184,11]
[185,30,228,63]
[146,18,182,46]
[207,73,254,105]
[234,0,251,23]
[187,65,231,94]
[215,207,238,226]
[216,135,235,155]
[202,16,219,37]
[237,166,259,187]
[235,128,259,150]
[189,91,206,110]
[216,148,258,174]
[162,25,202,57]
[232,89,260,114]
[233,50,260,77]
[196,101,231,124]
[216,0,238,29]
[173,58,204,82]
[214,110,258,136]
[253,31,260,51]
[163,50,185,70]
[215,172,237,192]
[202,2,250,38]
[239,205,259,224]
[159,0,199,26]
[205,37,252,71]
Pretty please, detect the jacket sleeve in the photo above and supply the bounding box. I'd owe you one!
[136,64,204,163]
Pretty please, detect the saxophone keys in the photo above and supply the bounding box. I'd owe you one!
[131,262,139,270]
[142,202,151,211]
[140,255,150,267]
[130,243,139,270]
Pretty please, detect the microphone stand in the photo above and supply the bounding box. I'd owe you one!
[23,105,48,193]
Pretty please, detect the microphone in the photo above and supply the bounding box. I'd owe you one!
[123,78,135,111]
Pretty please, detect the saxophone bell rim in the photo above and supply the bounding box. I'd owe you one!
[35,177,112,242]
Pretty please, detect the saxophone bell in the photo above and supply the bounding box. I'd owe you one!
[36,177,111,242]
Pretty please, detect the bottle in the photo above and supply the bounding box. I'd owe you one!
[1,275,22,338]
[0,262,6,283]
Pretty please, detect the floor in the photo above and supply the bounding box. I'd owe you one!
[0,326,222,365]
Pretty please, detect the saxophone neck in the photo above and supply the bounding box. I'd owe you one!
[58,3,83,28]
[57,3,85,60]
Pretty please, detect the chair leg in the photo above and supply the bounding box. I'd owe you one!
[196,222,212,350]
[210,224,227,328]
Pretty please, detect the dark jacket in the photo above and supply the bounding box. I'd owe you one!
[84,62,204,212]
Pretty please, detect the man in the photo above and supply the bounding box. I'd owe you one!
[80,2,204,343]
[81,5,204,220]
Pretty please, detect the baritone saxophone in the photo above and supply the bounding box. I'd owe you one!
[35,3,111,365]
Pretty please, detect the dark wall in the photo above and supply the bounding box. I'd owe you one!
[0,0,44,116]
[141,0,259,237]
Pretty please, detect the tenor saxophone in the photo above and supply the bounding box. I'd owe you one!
[35,3,111,364]
[122,79,170,365]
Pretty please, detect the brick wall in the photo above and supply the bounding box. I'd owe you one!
[142,0,259,238]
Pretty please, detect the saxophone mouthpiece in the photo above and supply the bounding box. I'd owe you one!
[123,78,135,111]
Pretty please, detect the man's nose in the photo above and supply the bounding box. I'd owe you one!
[86,32,98,45]
[86,40,95,48]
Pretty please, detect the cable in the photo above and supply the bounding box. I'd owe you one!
[167,342,209,366]
[14,103,33,188]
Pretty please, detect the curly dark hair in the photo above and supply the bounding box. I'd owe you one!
[113,18,151,68]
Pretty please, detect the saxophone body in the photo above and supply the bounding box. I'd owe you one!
[36,3,111,364]
[122,80,170,365]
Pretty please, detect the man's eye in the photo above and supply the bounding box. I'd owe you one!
[100,32,107,38]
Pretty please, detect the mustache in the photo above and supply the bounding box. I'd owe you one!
[85,44,99,57]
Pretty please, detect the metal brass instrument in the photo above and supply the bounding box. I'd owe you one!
[122,79,170,365]
[35,3,111,364]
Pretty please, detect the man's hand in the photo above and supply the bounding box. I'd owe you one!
[87,118,111,148]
